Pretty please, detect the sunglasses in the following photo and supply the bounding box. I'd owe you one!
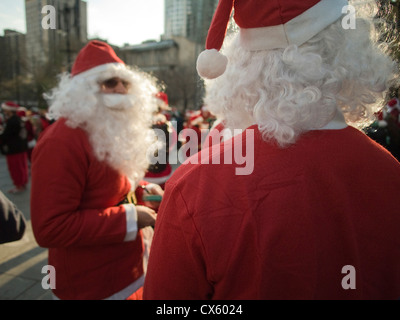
[100,77,131,90]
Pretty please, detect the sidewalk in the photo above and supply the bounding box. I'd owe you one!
[0,154,52,300]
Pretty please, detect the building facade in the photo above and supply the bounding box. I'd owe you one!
[2,0,218,109]
[0,30,27,80]
[119,36,199,110]
[121,0,219,110]
[164,0,218,46]
[25,0,87,72]
[0,30,28,103]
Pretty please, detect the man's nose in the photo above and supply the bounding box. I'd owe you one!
[114,81,128,94]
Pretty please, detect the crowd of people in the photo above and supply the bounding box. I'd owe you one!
[365,96,400,161]
[1,0,400,300]
[0,102,53,193]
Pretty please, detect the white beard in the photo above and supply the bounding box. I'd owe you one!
[84,93,155,185]
[101,93,137,111]
[46,67,159,184]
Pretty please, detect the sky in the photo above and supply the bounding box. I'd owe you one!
[0,0,165,46]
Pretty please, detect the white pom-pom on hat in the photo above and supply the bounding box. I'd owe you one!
[196,49,228,80]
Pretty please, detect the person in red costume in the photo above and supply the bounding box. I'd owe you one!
[145,92,177,189]
[0,101,29,194]
[16,108,36,163]
[31,40,163,300]
[144,0,400,300]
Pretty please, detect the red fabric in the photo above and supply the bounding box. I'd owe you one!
[235,0,320,28]
[156,92,169,106]
[206,0,321,50]
[71,40,124,76]
[1,101,19,111]
[181,125,202,157]
[202,121,226,148]
[144,164,173,190]
[388,98,398,107]
[40,117,50,132]
[144,126,400,300]
[31,118,144,300]
[135,180,150,206]
[6,152,28,188]
[25,120,35,142]
[206,0,234,51]
[145,164,172,179]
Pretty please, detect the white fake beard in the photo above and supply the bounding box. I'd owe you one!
[101,93,137,111]
[85,93,154,184]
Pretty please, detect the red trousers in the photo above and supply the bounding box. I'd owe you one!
[6,152,29,188]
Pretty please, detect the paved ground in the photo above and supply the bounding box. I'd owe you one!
[0,154,52,300]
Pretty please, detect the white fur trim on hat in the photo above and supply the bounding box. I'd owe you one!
[240,0,348,50]
[1,102,19,111]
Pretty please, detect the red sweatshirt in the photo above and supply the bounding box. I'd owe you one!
[31,118,147,300]
[144,125,400,300]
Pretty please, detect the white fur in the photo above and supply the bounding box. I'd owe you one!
[197,49,229,80]
[44,64,159,185]
[204,6,398,147]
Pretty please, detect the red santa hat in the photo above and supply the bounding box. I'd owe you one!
[17,108,27,118]
[71,40,125,78]
[197,0,348,79]
[387,98,398,108]
[155,92,171,111]
[189,111,204,126]
[1,101,20,112]
[156,92,169,106]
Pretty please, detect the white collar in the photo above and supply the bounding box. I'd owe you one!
[217,110,348,144]
[312,110,348,131]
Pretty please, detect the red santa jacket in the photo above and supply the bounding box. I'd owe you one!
[144,125,400,300]
[31,118,147,300]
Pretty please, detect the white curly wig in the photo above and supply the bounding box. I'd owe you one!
[44,63,159,184]
[204,2,398,147]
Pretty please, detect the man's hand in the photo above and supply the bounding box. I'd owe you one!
[143,184,164,210]
[136,205,157,229]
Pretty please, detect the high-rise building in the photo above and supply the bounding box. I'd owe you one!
[164,0,218,46]
[162,0,220,109]
[0,30,27,103]
[164,0,189,39]
[0,30,27,80]
[25,0,87,72]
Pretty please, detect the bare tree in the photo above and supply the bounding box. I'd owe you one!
[155,65,199,113]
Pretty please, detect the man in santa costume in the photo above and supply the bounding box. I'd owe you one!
[144,92,177,189]
[0,101,29,194]
[385,97,400,160]
[144,0,400,299]
[31,40,163,300]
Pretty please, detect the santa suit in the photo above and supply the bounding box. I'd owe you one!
[144,125,400,299]
[0,113,29,189]
[31,118,149,300]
